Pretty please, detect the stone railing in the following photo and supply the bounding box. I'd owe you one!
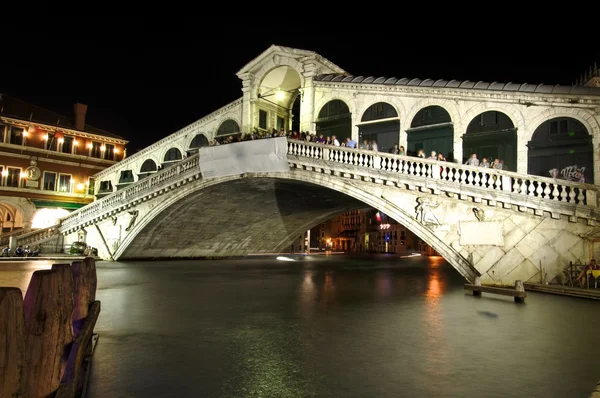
[92,98,243,181]
[15,225,61,246]
[287,139,599,212]
[60,154,201,233]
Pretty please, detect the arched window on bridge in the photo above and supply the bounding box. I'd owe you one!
[189,134,209,149]
[215,120,240,142]
[138,159,157,180]
[163,148,183,164]
[527,117,593,183]
[316,100,352,142]
[358,102,399,153]
[97,181,113,199]
[463,111,517,171]
[407,106,453,159]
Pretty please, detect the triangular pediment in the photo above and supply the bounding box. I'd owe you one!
[236,44,346,77]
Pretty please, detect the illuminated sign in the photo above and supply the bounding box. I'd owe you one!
[379,224,391,229]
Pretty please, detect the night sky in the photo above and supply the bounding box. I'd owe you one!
[2,17,598,153]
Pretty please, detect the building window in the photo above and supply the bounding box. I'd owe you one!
[87,177,95,195]
[277,116,284,131]
[6,167,21,187]
[259,110,267,129]
[58,174,72,193]
[105,144,115,160]
[10,127,23,145]
[43,171,57,191]
[91,141,102,158]
[62,136,74,154]
[46,132,58,151]
[99,180,112,193]
[118,170,134,184]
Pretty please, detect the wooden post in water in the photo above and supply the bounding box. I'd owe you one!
[71,259,97,334]
[0,288,28,398]
[23,267,74,398]
[514,280,525,303]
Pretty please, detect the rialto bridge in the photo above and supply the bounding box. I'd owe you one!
[14,45,600,286]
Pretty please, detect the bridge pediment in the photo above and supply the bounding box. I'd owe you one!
[236,45,346,82]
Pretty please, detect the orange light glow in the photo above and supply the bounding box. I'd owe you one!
[23,131,29,137]
[73,139,79,146]
[58,137,64,144]
[100,145,106,151]
[86,142,93,149]
[114,148,120,154]
[76,182,85,191]
[42,134,49,141]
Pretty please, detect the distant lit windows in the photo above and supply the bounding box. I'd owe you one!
[62,136,74,154]
[87,177,95,195]
[46,132,58,151]
[58,174,72,193]
[43,171,57,191]
[91,141,102,158]
[105,144,115,160]
[6,167,20,187]
[9,127,23,145]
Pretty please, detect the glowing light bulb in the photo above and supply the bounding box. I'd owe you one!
[73,139,79,146]
[275,90,285,101]
[100,145,106,151]
[114,148,119,154]
[76,183,85,191]
[58,137,64,144]
[43,134,49,141]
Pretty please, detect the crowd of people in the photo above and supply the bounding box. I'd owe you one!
[208,128,508,171]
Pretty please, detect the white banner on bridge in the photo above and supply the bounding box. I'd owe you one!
[459,221,504,246]
[199,137,290,179]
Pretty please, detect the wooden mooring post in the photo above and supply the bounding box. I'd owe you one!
[0,257,100,398]
[464,279,527,303]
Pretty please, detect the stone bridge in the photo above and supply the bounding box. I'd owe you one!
[23,138,600,286]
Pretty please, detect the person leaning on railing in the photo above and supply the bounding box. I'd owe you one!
[576,259,598,287]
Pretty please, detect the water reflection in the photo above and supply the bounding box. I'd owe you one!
[0,261,53,295]
[6,254,590,398]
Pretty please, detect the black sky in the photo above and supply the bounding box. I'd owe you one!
[2,16,598,153]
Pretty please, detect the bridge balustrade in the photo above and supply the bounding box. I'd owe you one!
[287,139,598,208]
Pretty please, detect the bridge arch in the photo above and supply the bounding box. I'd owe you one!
[315,98,353,142]
[161,146,184,164]
[463,110,518,171]
[251,57,306,101]
[215,119,241,140]
[112,171,476,281]
[358,101,400,153]
[527,116,594,182]
[406,105,454,160]
[187,133,209,150]
[405,99,460,130]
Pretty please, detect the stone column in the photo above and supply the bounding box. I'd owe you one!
[300,68,316,133]
[239,73,254,134]
[453,123,464,164]
[516,129,529,175]
[399,125,408,150]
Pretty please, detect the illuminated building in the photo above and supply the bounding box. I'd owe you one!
[312,208,434,254]
[0,94,127,240]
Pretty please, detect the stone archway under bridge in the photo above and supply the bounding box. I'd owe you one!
[70,163,597,287]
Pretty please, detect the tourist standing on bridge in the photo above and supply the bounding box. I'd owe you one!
[465,153,479,167]
[371,140,378,152]
[346,137,357,148]
[332,135,340,146]
[390,144,399,154]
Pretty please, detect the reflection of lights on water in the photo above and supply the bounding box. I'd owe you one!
[428,256,445,268]
[400,253,422,258]
[276,256,295,262]
[427,276,442,297]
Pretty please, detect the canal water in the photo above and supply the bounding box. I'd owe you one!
[3,255,600,397]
